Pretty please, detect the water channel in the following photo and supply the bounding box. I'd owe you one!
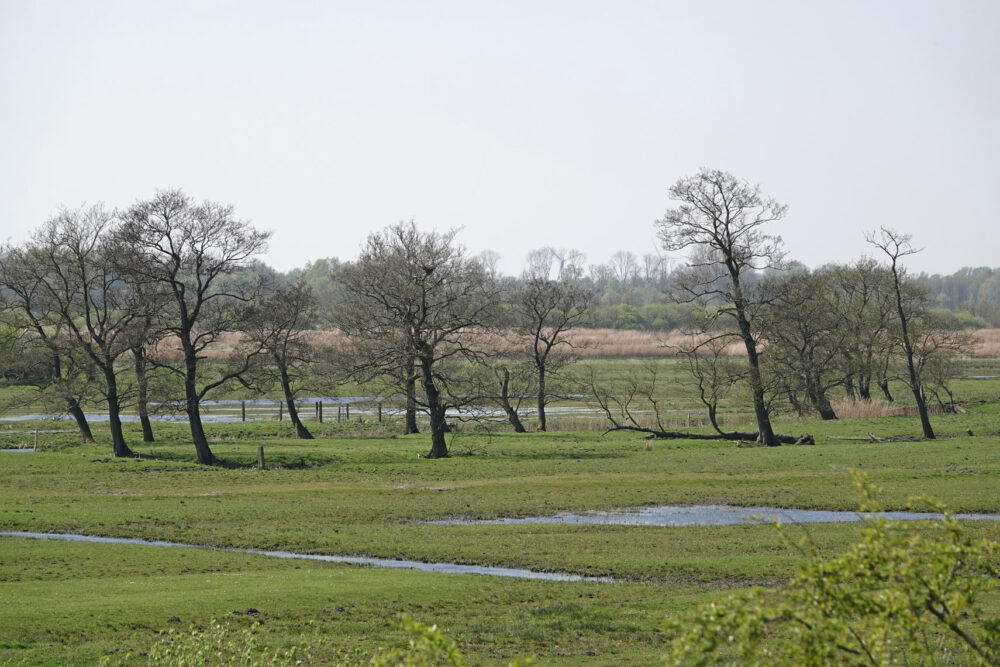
[0,531,610,582]
[428,505,1000,527]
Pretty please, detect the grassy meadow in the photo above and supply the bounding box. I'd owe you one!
[1,357,999,664]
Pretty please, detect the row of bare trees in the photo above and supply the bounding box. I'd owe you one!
[0,191,327,464]
[0,206,593,462]
[599,168,968,444]
[1,177,968,461]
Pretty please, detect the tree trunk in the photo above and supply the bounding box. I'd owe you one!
[279,364,313,439]
[104,368,134,457]
[911,385,935,439]
[54,354,94,443]
[735,308,778,446]
[67,397,95,444]
[857,376,872,402]
[807,379,838,420]
[184,353,215,465]
[536,364,547,432]
[844,374,857,402]
[608,424,813,445]
[419,354,448,458]
[878,378,894,403]
[500,368,526,433]
[787,391,805,417]
[707,403,724,435]
[134,347,154,442]
[403,356,419,435]
[890,265,934,439]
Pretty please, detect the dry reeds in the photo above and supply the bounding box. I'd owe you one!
[971,328,1000,356]
[830,399,900,420]
[143,326,1000,363]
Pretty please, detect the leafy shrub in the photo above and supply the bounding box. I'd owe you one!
[665,472,1000,665]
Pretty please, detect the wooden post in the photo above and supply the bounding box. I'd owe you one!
[686,413,691,428]
[241,401,246,422]
[34,428,39,451]
[345,403,350,420]
[378,402,382,422]
[318,401,323,423]
[257,445,265,470]
[278,402,283,421]
[337,405,342,423]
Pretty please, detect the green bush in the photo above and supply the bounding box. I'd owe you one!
[665,472,1000,665]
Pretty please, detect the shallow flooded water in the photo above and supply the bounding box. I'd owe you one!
[429,505,1000,527]
[0,531,610,582]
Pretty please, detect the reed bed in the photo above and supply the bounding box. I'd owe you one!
[149,327,1000,362]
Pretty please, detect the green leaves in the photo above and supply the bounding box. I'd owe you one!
[666,472,1000,665]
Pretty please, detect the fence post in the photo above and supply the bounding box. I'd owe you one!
[34,428,39,451]
[319,401,323,423]
[337,405,342,423]
[378,402,382,422]
[257,445,265,470]
[241,401,246,422]
[278,402,283,421]
[345,403,350,420]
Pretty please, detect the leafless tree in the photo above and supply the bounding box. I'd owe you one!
[587,364,813,445]
[524,248,556,281]
[609,250,639,284]
[0,241,97,442]
[19,206,166,456]
[656,168,787,445]
[762,271,847,420]
[337,221,498,458]
[828,259,897,402]
[241,280,319,439]
[866,228,936,438]
[117,190,271,464]
[511,277,592,431]
[677,332,747,434]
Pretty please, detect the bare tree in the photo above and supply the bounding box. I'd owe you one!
[587,365,813,444]
[677,332,746,434]
[338,221,498,458]
[241,280,318,439]
[117,190,271,464]
[524,248,556,281]
[20,207,162,457]
[512,277,592,431]
[866,228,936,438]
[762,271,847,420]
[829,259,897,402]
[609,250,639,284]
[0,242,96,442]
[656,168,786,446]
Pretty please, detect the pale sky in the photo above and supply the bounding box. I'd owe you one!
[1,0,997,277]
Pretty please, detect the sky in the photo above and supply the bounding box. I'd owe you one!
[1,0,997,277]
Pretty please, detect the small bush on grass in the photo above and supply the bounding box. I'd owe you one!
[665,472,1000,665]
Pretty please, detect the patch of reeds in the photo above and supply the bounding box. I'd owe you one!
[830,398,901,420]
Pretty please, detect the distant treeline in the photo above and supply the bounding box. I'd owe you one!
[284,255,1000,330]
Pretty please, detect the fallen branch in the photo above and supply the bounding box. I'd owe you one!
[608,424,813,445]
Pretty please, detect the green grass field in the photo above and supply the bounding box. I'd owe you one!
[1,361,999,664]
